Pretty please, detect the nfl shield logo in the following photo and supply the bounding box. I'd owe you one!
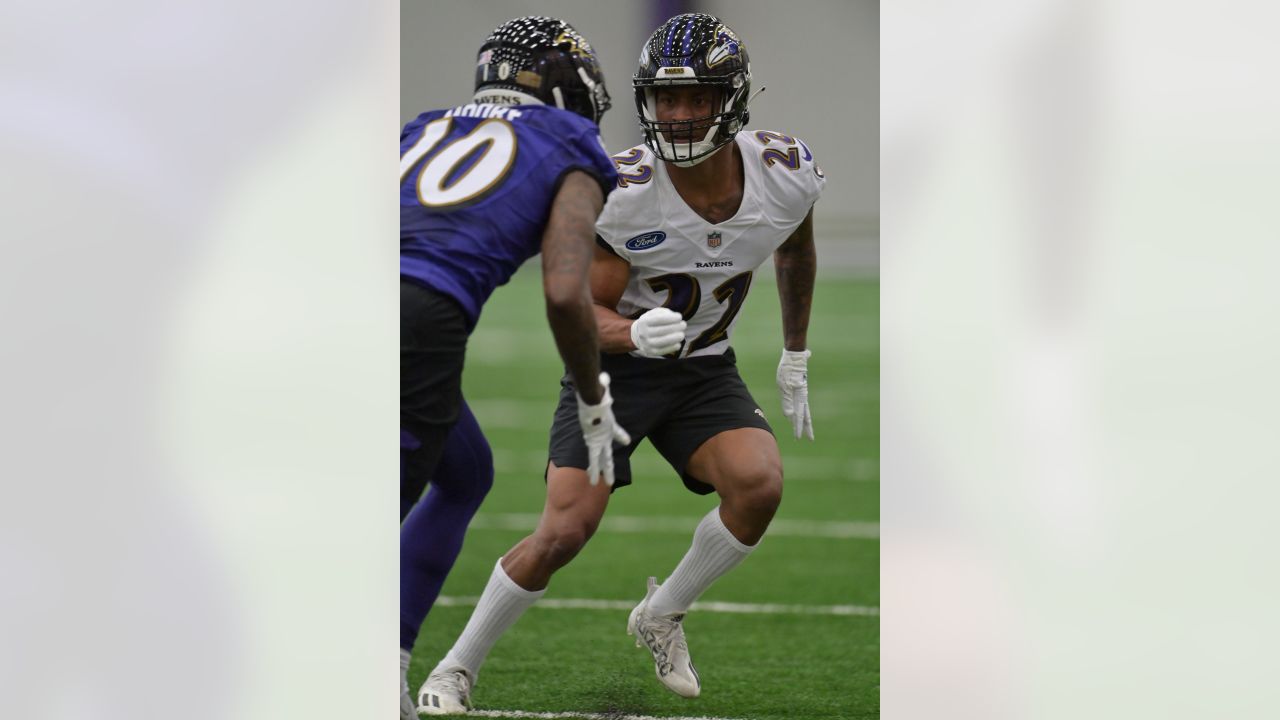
[707,231,722,248]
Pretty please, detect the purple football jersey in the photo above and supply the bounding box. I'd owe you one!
[400,103,617,328]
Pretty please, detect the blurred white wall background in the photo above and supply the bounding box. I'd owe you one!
[883,1,1280,718]
[0,1,397,718]
[3,0,1279,718]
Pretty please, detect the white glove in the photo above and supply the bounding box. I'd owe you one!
[629,307,687,358]
[776,349,814,440]
[576,372,632,486]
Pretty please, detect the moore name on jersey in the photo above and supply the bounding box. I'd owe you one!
[400,104,617,328]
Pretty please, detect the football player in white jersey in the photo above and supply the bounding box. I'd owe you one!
[418,13,823,713]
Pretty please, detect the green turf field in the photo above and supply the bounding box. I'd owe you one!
[407,266,879,720]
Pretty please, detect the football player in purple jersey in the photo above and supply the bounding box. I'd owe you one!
[399,16,630,719]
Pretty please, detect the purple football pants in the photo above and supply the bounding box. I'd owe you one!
[400,400,493,651]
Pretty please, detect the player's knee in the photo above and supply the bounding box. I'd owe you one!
[471,442,495,494]
[734,463,783,515]
[538,519,596,569]
[434,420,495,503]
[458,461,494,506]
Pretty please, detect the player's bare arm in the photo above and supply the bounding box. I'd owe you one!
[773,205,817,439]
[774,206,817,351]
[542,170,607,403]
[587,243,637,352]
[588,245,687,357]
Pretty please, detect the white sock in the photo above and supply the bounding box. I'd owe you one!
[436,557,544,678]
[647,506,755,617]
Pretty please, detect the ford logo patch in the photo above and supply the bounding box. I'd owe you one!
[625,231,667,251]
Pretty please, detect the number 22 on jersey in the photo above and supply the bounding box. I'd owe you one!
[400,118,518,208]
[644,271,754,357]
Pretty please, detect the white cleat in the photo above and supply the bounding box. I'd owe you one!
[400,650,417,720]
[416,665,473,716]
[627,576,701,698]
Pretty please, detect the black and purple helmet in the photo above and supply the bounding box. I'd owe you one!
[473,16,611,125]
[633,13,752,166]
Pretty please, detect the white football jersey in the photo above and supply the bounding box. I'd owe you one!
[597,130,826,358]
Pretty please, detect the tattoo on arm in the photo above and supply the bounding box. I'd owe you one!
[774,207,817,352]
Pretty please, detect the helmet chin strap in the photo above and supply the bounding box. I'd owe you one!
[655,131,719,167]
[575,66,604,122]
[670,154,713,168]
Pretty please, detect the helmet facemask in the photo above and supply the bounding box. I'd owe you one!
[636,76,748,167]
[633,13,752,167]
[530,48,611,125]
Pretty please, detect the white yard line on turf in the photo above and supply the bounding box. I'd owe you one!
[436,596,878,617]
[469,512,879,539]
[468,711,745,720]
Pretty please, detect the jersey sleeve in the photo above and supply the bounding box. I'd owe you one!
[556,119,620,202]
[593,183,636,264]
[400,111,431,146]
[793,136,827,209]
[591,143,656,265]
